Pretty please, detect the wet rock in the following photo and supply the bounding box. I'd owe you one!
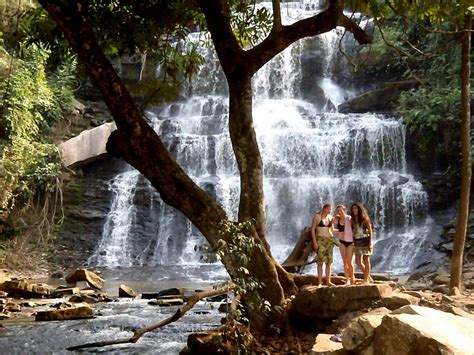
[69,293,100,304]
[141,292,160,299]
[50,271,64,279]
[218,303,230,313]
[0,312,10,320]
[377,172,409,187]
[157,288,183,297]
[35,303,94,321]
[65,269,104,290]
[310,333,346,354]
[206,294,228,302]
[118,284,137,298]
[148,298,184,307]
[338,80,419,114]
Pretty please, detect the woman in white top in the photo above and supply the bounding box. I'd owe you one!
[333,204,355,285]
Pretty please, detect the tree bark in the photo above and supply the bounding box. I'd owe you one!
[40,0,371,331]
[450,13,472,294]
[38,0,237,270]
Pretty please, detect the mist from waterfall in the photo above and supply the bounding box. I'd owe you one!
[88,1,432,275]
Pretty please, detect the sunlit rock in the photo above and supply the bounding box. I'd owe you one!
[118,284,136,298]
[35,303,94,321]
[290,284,393,327]
[373,305,474,354]
[380,292,420,310]
[2,280,51,298]
[149,298,184,307]
[310,333,346,354]
[341,308,390,352]
[59,122,116,167]
[65,269,104,290]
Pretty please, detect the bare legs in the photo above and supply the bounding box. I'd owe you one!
[355,254,372,283]
[339,244,355,285]
[317,262,334,286]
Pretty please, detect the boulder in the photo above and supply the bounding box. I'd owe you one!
[148,298,184,307]
[341,308,390,352]
[373,305,474,354]
[59,122,116,168]
[432,275,450,285]
[157,288,183,297]
[4,302,21,312]
[310,334,347,354]
[290,284,393,326]
[3,280,51,298]
[35,303,94,321]
[338,80,419,114]
[118,284,136,298]
[52,287,80,298]
[380,292,420,310]
[65,269,104,290]
[69,293,100,304]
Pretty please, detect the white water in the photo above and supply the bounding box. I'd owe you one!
[89,1,432,275]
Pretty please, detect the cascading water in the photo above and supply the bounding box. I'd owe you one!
[89,1,432,275]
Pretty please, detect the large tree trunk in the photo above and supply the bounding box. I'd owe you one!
[41,0,371,331]
[450,13,472,294]
[39,0,295,330]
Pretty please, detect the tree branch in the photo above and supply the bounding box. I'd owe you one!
[272,0,282,32]
[246,1,372,74]
[38,0,232,257]
[196,0,245,78]
[67,286,233,351]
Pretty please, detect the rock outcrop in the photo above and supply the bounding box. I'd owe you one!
[65,269,104,290]
[290,284,393,328]
[372,305,474,355]
[59,122,116,168]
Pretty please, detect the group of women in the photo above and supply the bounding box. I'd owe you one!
[310,202,373,286]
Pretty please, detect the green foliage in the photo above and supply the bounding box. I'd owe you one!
[230,1,272,48]
[217,220,273,326]
[0,43,72,217]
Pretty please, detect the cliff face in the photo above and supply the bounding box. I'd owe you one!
[53,156,126,267]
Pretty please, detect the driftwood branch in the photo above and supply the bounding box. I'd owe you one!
[67,285,233,351]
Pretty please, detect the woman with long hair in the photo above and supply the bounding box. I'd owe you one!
[333,204,355,285]
[350,202,373,283]
[310,203,337,286]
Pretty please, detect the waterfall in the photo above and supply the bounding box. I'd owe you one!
[88,168,140,267]
[89,1,431,274]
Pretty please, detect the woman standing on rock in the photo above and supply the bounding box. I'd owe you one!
[333,204,355,285]
[351,202,373,284]
[311,203,337,286]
